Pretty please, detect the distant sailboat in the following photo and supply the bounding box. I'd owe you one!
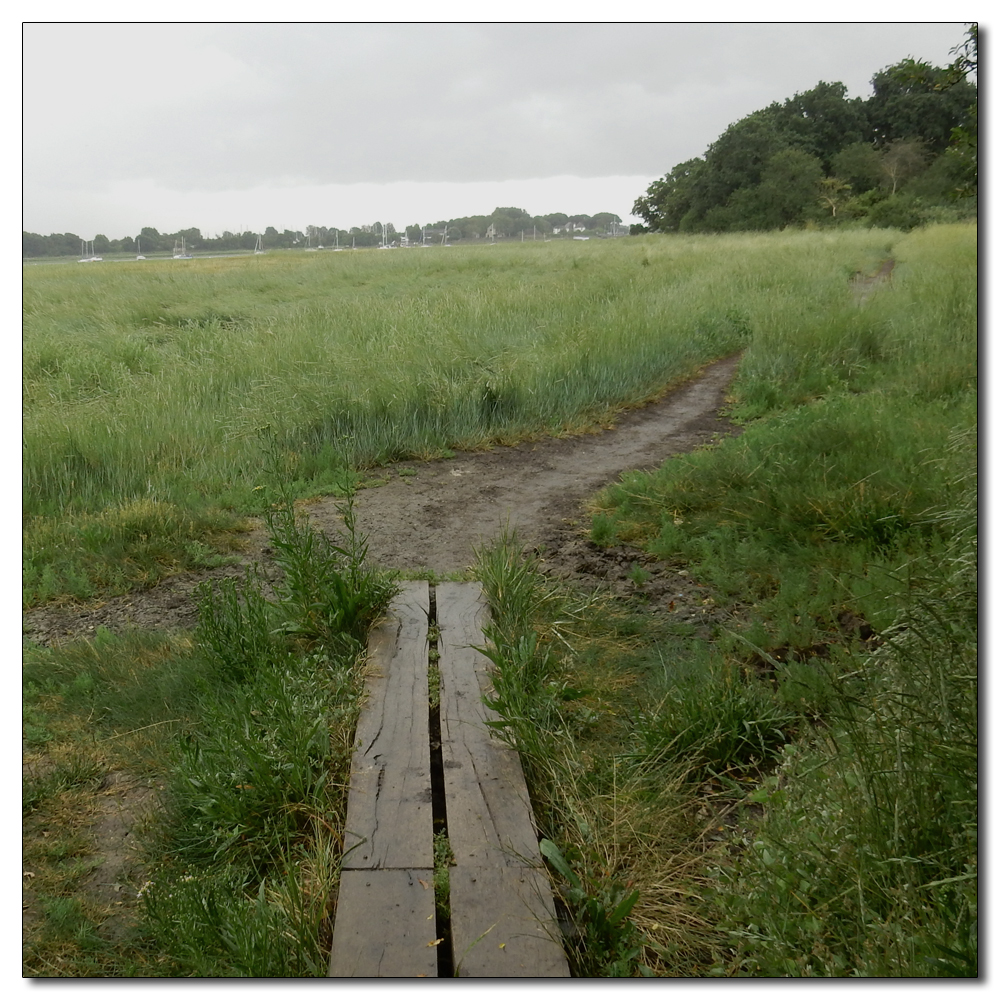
[136,236,146,260]
[254,234,265,254]
[173,237,192,259]
[78,239,102,262]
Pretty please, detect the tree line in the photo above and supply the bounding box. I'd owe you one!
[632,25,977,234]
[22,208,624,259]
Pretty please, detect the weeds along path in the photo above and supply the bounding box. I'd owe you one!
[23,355,741,646]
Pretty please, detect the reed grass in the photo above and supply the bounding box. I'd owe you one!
[472,223,976,976]
[25,230,903,603]
[24,223,977,976]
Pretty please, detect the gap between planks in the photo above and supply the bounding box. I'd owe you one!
[328,580,568,978]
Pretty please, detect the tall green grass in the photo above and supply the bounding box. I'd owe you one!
[24,222,977,975]
[469,223,976,975]
[593,224,976,648]
[23,485,396,977]
[25,230,901,603]
[475,532,719,976]
[713,491,977,977]
[576,222,977,975]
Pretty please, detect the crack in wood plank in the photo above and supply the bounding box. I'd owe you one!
[330,581,568,977]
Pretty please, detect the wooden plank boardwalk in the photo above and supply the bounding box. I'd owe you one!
[329,581,569,978]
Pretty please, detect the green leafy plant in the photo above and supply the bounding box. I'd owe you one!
[433,832,455,923]
[540,839,642,977]
[265,489,397,651]
[195,567,278,684]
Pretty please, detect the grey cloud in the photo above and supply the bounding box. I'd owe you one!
[24,22,967,194]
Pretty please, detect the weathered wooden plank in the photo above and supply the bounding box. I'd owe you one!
[342,581,433,870]
[436,581,541,868]
[449,867,569,978]
[437,582,569,977]
[328,869,438,978]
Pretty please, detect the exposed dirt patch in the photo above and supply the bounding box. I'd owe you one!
[70,772,160,946]
[23,355,744,963]
[79,773,159,912]
[22,767,161,949]
[850,258,895,303]
[23,354,742,647]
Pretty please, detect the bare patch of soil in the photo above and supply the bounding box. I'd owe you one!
[23,355,742,647]
[22,768,160,949]
[850,258,895,303]
[79,773,159,911]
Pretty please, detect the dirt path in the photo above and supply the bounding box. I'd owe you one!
[851,258,895,303]
[23,355,742,646]
[23,356,743,956]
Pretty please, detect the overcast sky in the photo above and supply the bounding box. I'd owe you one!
[23,21,970,238]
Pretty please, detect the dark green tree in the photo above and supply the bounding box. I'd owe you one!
[22,232,48,257]
[866,58,976,153]
[686,109,795,225]
[139,227,163,251]
[831,141,883,193]
[591,212,622,233]
[774,81,870,170]
[632,158,705,232]
[175,227,202,248]
[942,24,978,197]
[488,207,533,237]
[721,149,825,231]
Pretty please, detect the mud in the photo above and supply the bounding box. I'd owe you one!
[23,355,742,647]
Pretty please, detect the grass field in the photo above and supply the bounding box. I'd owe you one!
[476,222,977,976]
[26,230,900,605]
[23,224,977,977]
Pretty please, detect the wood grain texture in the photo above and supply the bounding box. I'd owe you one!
[437,582,569,977]
[328,869,438,978]
[436,581,541,868]
[342,581,433,870]
[331,580,567,977]
[450,867,569,978]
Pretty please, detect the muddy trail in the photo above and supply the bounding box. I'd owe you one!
[24,355,742,647]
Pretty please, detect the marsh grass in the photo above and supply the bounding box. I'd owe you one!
[713,503,977,975]
[25,230,901,603]
[469,223,975,976]
[633,662,798,781]
[475,532,727,975]
[563,224,974,975]
[24,223,976,976]
[592,228,976,669]
[23,488,396,977]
